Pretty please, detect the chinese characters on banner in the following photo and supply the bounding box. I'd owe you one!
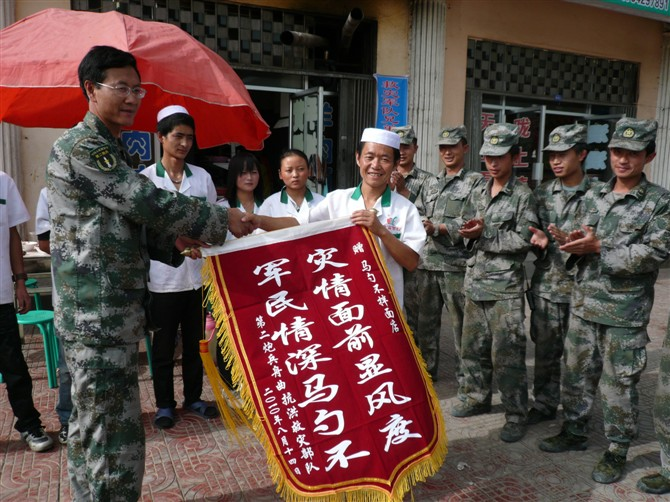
[203,218,447,501]
[374,74,409,130]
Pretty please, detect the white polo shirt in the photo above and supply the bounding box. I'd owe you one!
[257,187,325,224]
[141,161,217,293]
[36,187,50,236]
[1,172,30,304]
[308,185,425,307]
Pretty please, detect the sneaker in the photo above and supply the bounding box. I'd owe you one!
[637,473,670,495]
[58,424,69,445]
[539,428,588,453]
[451,401,491,418]
[20,427,55,452]
[526,408,556,425]
[592,450,626,484]
[500,421,527,443]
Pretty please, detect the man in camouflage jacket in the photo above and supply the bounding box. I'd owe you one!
[526,124,603,425]
[539,118,670,485]
[454,123,539,444]
[47,46,252,501]
[408,126,483,381]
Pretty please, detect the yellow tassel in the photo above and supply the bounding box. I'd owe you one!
[199,340,252,445]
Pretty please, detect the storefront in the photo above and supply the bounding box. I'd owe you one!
[2,0,668,226]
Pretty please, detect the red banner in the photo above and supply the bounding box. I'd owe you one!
[204,218,447,501]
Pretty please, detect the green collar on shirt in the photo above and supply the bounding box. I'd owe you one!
[351,183,392,207]
[280,186,314,204]
[155,159,193,178]
[236,197,264,209]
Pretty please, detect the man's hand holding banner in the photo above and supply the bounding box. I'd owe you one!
[203,218,447,501]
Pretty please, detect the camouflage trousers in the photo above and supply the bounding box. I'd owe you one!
[405,268,465,381]
[64,340,145,501]
[529,294,570,415]
[562,315,648,446]
[654,322,670,478]
[459,297,528,423]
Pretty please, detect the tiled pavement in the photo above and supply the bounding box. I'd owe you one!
[1,268,669,501]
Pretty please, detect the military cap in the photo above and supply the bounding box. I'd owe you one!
[608,118,658,151]
[437,125,467,146]
[390,125,417,145]
[479,123,519,156]
[543,123,587,152]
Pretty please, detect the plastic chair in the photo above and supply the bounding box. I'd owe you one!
[16,310,59,389]
[25,278,43,310]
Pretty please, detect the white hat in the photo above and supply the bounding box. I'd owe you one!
[157,105,189,123]
[360,127,401,150]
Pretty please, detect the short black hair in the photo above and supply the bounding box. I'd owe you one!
[645,141,657,155]
[78,45,140,101]
[157,113,195,136]
[509,145,520,157]
[356,142,401,163]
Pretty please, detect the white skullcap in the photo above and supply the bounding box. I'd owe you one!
[157,105,190,123]
[360,127,401,150]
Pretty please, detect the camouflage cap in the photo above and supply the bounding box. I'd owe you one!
[608,118,658,151]
[437,125,467,146]
[390,125,417,145]
[543,123,587,152]
[479,123,519,156]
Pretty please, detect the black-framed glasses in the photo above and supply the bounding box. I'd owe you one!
[95,82,147,99]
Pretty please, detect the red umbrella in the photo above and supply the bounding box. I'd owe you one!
[0,8,270,149]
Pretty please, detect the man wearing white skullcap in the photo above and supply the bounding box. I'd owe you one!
[140,105,220,429]
[249,127,426,307]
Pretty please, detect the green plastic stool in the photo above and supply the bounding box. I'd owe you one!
[16,310,59,388]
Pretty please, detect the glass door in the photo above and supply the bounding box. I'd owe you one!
[290,87,325,194]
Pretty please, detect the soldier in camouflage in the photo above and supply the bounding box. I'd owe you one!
[389,125,434,205]
[539,118,670,485]
[454,123,539,444]
[409,126,483,381]
[47,46,253,501]
[638,310,670,495]
[389,125,435,333]
[526,124,602,425]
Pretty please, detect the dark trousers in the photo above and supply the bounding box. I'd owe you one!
[149,289,205,409]
[0,303,41,433]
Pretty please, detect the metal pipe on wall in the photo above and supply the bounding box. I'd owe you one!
[340,8,364,50]
[280,31,329,48]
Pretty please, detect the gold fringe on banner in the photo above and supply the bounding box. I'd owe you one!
[201,228,448,501]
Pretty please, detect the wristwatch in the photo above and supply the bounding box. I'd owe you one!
[12,272,28,282]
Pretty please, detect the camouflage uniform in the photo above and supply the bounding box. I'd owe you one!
[47,112,232,501]
[653,311,670,482]
[560,173,670,450]
[530,164,603,416]
[391,126,436,332]
[410,128,484,380]
[459,174,539,423]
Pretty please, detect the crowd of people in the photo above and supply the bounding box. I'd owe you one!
[1,43,669,501]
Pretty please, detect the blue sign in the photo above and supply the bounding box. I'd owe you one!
[122,130,153,172]
[374,74,408,130]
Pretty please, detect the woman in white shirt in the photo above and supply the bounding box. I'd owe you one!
[257,149,324,225]
[217,151,265,241]
[141,105,218,429]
